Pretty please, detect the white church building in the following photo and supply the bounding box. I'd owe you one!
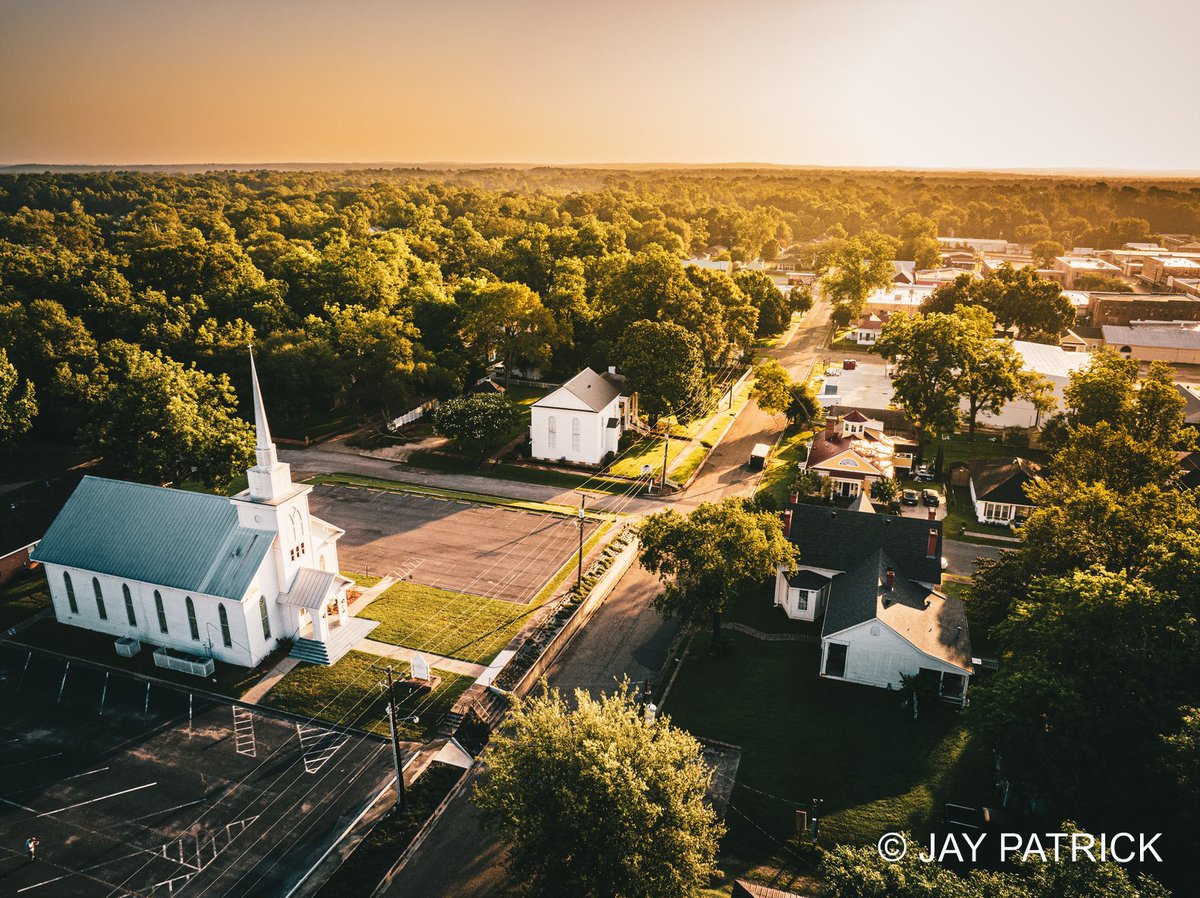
[528,367,635,467]
[31,354,373,669]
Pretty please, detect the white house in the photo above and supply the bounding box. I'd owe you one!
[529,368,635,467]
[774,503,972,702]
[969,457,1042,525]
[852,312,889,345]
[31,354,372,669]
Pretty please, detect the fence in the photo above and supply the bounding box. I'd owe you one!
[153,646,215,678]
[386,399,439,432]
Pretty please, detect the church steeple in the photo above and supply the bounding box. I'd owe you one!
[246,348,294,502]
[250,348,278,470]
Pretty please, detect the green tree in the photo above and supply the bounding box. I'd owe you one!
[955,306,1024,440]
[1072,272,1132,293]
[923,265,1073,342]
[819,237,895,321]
[639,498,796,638]
[615,320,707,424]
[0,349,37,449]
[458,281,558,385]
[431,393,522,456]
[787,379,823,425]
[750,359,792,415]
[1031,239,1065,267]
[734,270,790,337]
[872,311,965,448]
[870,477,899,504]
[88,343,254,491]
[474,683,723,898]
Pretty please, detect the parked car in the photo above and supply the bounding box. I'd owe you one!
[912,464,935,482]
[888,500,903,516]
[922,489,940,507]
[901,489,920,506]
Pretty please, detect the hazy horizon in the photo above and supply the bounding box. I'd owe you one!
[3,0,1199,171]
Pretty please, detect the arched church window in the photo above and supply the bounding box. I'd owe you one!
[93,577,107,620]
[64,572,78,614]
[123,583,136,626]
[218,605,232,648]
[186,596,199,641]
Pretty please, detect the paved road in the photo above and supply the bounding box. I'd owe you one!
[679,301,832,509]
[382,308,835,898]
[942,538,1004,576]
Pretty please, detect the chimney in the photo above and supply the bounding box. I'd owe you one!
[927,527,939,558]
[789,489,799,505]
[780,509,793,537]
[928,508,936,521]
[885,568,895,590]
[825,415,839,438]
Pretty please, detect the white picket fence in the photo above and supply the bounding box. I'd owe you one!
[386,399,439,432]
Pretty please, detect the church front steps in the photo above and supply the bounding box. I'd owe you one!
[288,617,380,666]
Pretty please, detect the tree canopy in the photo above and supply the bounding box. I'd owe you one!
[474,683,723,898]
[922,265,1074,343]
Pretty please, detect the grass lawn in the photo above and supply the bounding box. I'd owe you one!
[262,649,472,741]
[665,632,991,869]
[723,583,821,638]
[0,572,53,630]
[276,409,360,443]
[488,463,634,497]
[755,424,812,508]
[671,445,709,483]
[11,615,286,698]
[608,435,689,478]
[359,582,538,665]
[0,441,96,484]
[358,521,613,664]
[179,473,248,497]
[316,762,464,898]
[935,433,1047,469]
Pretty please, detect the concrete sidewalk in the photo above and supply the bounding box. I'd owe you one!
[355,638,488,678]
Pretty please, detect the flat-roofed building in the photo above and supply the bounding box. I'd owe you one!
[1089,293,1200,327]
[1102,324,1200,365]
[1052,255,1123,289]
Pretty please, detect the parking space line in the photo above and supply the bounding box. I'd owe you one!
[0,752,65,770]
[37,781,157,816]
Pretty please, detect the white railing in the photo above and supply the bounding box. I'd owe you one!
[386,399,439,432]
[115,637,142,658]
[153,646,215,677]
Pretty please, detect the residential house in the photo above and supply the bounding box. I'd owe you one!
[969,457,1042,525]
[892,260,916,284]
[31,355,364,669]
[852,311,889,345]
[773,503,972,700]
[529,367,635,466]
[1060,326,1104,352]
[804,412,917,499]
[1176,383,1200,427]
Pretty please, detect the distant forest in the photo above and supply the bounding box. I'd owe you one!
[2,167,1198,448]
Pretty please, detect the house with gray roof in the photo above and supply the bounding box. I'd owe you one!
[774,503,972,702]
[31,354,368,669]
[969,457,1042,525]
[529,367,636,466]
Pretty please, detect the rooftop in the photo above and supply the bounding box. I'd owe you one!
[31,476,274,600]
[1013,339,1092,380]
[1102,326,1200,350]
[969,457,1043,505]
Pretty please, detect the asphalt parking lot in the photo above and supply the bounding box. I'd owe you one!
[0,644,393,898]
[309,484,600,604]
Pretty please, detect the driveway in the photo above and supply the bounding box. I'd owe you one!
[942,538,1004,576]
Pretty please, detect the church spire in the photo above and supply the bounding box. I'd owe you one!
[249,346,277,468]
[246,347,292,502]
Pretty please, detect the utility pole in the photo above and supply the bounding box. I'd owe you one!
[576,494,586,593]
[660,428,669,494]
[384,665,407,810]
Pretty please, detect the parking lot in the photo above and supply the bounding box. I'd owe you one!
[0,644,393,897]
[309,485,600,604]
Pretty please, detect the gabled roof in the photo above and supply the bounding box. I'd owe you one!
[278,568,353,610]
[535,367,624,413]
[847,491,875,514]
[843,410,868,423]
[787,504,943,585]
[820,548,971,670]
[31,476,274,600]
[969,457,1042,504]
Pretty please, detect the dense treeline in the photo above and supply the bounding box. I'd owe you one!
[1,168,1197,483]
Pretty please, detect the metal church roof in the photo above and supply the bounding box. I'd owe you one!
[31,476,274,600]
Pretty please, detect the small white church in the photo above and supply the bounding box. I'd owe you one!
[31,354,371,668]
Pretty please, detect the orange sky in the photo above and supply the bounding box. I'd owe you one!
[2,0,1198,170]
